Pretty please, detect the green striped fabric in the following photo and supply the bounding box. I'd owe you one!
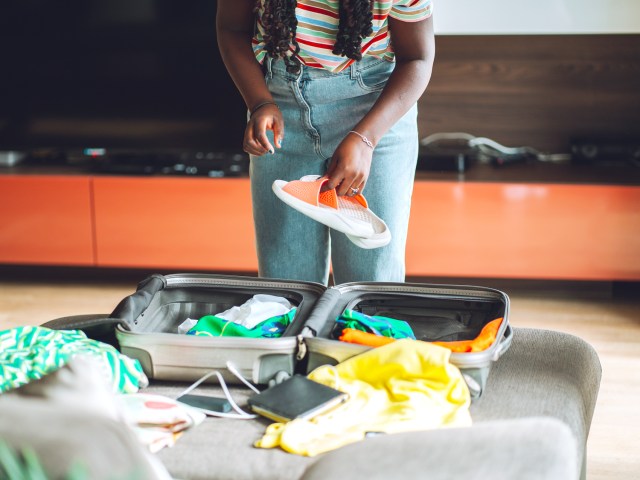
[0,326,147,394]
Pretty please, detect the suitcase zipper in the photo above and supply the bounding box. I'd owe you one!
[296,334,307,360]
[165,275,326,295]
[335,283,504,301]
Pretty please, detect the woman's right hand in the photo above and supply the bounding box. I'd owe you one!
[243,104,284,156]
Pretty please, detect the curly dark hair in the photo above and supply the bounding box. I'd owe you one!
[256,0,374,71]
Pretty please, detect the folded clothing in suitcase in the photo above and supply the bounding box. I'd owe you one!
[110,274,511,398]
[112,274,326,385]
[300,282,512,398]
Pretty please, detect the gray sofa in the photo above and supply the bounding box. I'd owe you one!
[0,327,601,480]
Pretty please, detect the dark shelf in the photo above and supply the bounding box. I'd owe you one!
[1,152,639,185]
[0,149,250,178]
[416,161,640,186]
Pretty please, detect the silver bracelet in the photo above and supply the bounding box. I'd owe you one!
[349,130,375,150]
[250,100,279,118]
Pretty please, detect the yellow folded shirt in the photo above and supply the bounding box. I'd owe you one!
[254,339,471,456]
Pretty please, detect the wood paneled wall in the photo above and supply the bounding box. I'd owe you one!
[419,35,640,153]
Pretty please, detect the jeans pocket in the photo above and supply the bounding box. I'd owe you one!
[355,59,394,92]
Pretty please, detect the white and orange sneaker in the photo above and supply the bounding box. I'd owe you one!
[272,175,391,249]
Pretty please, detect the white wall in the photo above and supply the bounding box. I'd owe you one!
[433,0,640,35]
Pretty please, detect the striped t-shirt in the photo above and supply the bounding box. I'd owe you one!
[252,0,433,73]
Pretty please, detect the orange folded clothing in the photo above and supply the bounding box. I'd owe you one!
[432,318,504,353]
[338,318,504,353]
[338,328,396,347]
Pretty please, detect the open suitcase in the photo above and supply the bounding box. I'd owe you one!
[110,273,512,398]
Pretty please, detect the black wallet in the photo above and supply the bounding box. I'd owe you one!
[247,374,348,423]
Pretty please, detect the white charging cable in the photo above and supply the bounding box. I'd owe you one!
[225,361,261,394]
[176,369,257,419]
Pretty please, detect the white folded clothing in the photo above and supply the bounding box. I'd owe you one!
[216,294,294,329]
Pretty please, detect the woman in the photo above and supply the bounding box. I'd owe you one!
[217,0,435,285]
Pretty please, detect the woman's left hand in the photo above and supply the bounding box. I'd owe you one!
[324,133,374,197]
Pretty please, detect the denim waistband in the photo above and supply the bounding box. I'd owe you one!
[264,55,393,81]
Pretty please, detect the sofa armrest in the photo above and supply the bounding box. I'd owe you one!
[300,417,577,480]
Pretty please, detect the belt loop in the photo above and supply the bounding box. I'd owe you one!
[349,62,357,80]
[265,56,273,79]
[296,61,304,80]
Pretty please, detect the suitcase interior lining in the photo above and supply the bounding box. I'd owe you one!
[339,294,505,342]
[132,287,304,335]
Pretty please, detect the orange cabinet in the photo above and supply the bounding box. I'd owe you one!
[0,175,94,265]
[92,176,257,271]
[1,173,639,280]
[406,182,640,280]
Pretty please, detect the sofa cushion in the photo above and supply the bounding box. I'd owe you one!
[0,357,170,480]
[470,327,601,476]
[300,417,578,480]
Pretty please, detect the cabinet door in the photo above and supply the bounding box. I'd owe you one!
[0,175,94,265]
[407,182,640,280]
[93,176,257,271]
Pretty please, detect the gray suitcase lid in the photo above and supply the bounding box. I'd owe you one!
[112,273,328,384]
[301,281,512,368]
[112,273,327,336]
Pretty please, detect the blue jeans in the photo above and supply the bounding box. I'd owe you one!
[250,56,419,285]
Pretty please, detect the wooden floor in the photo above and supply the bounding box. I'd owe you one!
[1,268,638,479]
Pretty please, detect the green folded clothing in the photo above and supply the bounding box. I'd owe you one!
[187,308,296,338]
[334,309,416,340]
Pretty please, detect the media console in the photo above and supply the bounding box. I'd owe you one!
[1,159,639,280]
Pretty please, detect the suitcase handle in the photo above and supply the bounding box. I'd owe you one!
[41,314,121,349]
[493,325,513,361]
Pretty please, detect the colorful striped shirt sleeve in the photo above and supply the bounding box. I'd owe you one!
[390,0,433,22]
